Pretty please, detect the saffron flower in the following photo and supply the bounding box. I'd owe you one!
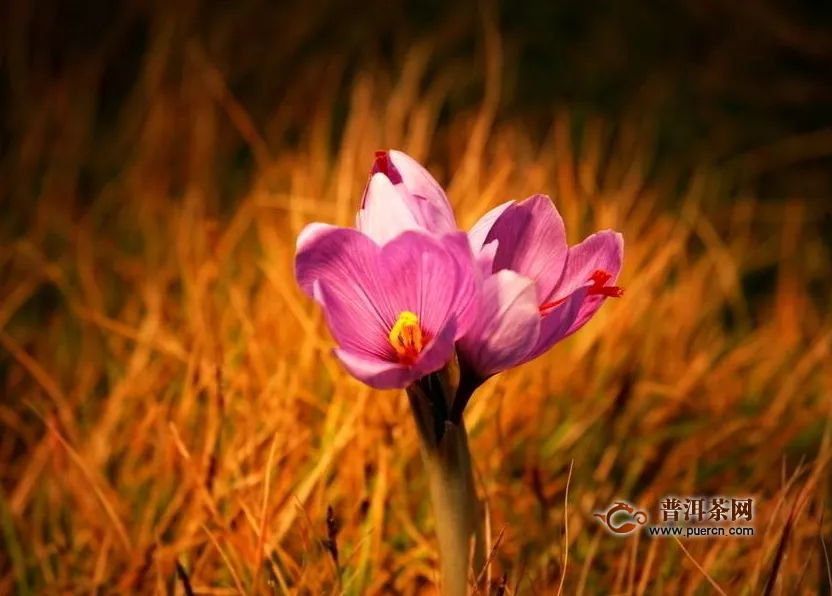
[294,150,625,596]
[460,194,624,379]
[294,224,478,390]
[357,150,624,383]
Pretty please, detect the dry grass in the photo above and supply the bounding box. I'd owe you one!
[2,4,832,595]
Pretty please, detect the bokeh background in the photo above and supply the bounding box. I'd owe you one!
[1,0,831,594]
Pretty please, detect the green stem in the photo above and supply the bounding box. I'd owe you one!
[407,373,484,595]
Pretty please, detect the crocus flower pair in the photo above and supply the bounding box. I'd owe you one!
[294,150,623,391]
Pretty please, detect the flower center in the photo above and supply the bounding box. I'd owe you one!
[388,311,429,365]
[539,269,624,314]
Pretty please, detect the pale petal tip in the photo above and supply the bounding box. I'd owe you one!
[295,222,331,252]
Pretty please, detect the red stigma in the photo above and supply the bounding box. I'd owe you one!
[587,270,625,298]
[371,150,403,184]
[373,151,391,176]
[539,269,624,314]
[539,296,567,313]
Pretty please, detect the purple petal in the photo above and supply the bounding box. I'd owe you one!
[296,225,472,348]
[384,150,457,234]
[376,230,464,336]
[521,287,589,363]
[467,200,514,253]
[440,231,480,338]
[295,227,398,359]
[356,173,421,245]
[475,240,499,279]
[295,225,382,300]
[458,270,541,377]
[410,316,458,379]
[333,348,413,389]
[552,230,624,297]
[315,281,394,360]
[334,289,460,389]
[334,303,458,390]
[296,224,474,366]
[296,222,339,260]
[468,201,512,279]
[484,194,568,303]
[553,230,624,335]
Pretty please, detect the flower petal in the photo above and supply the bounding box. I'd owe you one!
[484,194,568,302]
[296,222,336,249]
[522,287,589,363]
[467,200,514,253]
[440,231,480,338]
[295,227,398,359]
[296,225,473,376]
[334,292,460,389]
[475,240,499,279]
[295,224,382,301]
[553,230,624,296]
[551,230,624,336]
[458,270,541,377]
[377,230,465,337]
[411,316,458,379]
[333,348,413,389]
[356,173,422,245]
[384,150,457,234]
[315,281,394,360]
[359,150,457,239]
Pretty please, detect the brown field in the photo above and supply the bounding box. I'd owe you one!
[1,2,831,594]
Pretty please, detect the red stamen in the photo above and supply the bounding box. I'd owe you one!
[539,269,624,314]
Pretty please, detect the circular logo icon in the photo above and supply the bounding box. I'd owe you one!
[593,501,649,535]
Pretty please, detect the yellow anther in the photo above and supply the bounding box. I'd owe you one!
[389,311,424,364]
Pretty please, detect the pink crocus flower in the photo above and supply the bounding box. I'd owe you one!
[461,194,624,379]
[359,151,624,384]
[294,224,478,390]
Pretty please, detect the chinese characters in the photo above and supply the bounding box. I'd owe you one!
[660,496,753,523]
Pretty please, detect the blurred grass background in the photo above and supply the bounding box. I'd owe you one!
[1,0,831,594]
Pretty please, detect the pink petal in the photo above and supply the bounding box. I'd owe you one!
[356,173,421,245]
[296,225,474,368]
[359,150,457,239]
[376,230,465,336]
[295,222,339,265]
[333,348,413,389]
[468,201,512,278]
[295,225,381,300]
[458,270,541,377]
[483,194,568,303]
[467,200,514,253]
[550,230,624,336]
[552,230,624,296]
[315,281,394,360]
[440,231,480,338]
[522,287,589,363]
[475,240,499,279]
[295,227,395,358]
[410,317,458,379]
[385,150,457,234]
